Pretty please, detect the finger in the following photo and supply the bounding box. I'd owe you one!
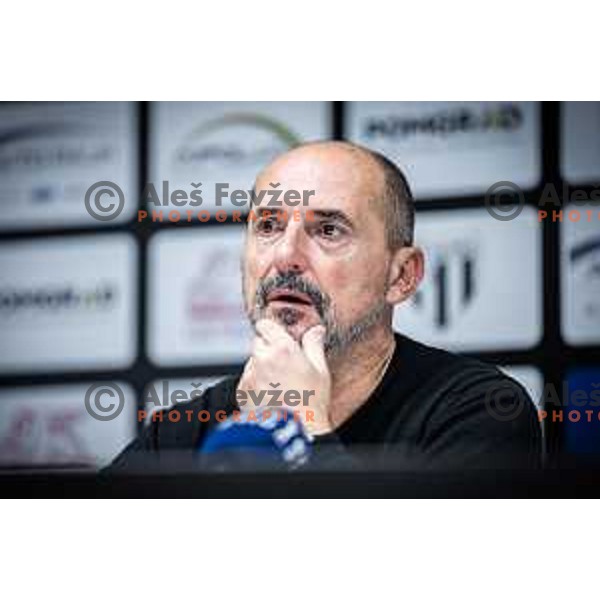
[238,357,256,390]
[255,318,296,347]
[251,334,269,358]
[301,325,328,375]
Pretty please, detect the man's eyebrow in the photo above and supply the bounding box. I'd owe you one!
[310,210,354,228]
[254,206,275,217]
[253,207,354,228]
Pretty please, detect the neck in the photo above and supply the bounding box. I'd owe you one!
[327,325,396,429]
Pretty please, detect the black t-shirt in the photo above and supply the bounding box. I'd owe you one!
[111,334,542,470]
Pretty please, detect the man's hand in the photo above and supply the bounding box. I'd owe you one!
[237,319,333,435]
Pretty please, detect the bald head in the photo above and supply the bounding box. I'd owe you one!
[254,140,415,250]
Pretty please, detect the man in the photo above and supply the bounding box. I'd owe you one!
[113,141,541,469]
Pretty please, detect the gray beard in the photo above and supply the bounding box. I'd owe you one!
[323,299,388,358]
[248,297,388,359]
[244,269,389,359]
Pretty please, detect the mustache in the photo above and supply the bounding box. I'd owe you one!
[255,271,330,319]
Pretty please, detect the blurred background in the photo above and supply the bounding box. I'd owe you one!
[0,101,598,469]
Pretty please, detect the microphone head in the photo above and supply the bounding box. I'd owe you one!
[198,409,312,470]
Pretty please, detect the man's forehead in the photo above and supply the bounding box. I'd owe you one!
[254,144,384,211]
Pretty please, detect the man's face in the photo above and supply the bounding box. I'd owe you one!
[242,146,393,355]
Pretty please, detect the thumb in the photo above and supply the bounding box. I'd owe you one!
[301,325,328,375]
[238,357,255,390]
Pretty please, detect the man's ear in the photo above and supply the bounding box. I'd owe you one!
[385,246,425,305]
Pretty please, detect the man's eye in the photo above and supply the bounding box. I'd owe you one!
[255,217,278,235]
[319,222,343,239]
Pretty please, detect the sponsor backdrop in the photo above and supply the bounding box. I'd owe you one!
[0,101,598,467]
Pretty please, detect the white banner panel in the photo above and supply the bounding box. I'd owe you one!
[148,227,251,365]
[346,101,541,200]
[561,102,600,185]
[561,216,600,346]
[0,102,138,230]
[0,382,135,468]
[149,101,331,214]
[0,233,137,373]
[393,206,542,351]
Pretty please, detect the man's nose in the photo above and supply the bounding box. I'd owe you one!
[272,223,308,274]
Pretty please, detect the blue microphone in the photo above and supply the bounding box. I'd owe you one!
[197,409,312,470]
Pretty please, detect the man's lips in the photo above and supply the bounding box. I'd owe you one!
[266,289,314,307]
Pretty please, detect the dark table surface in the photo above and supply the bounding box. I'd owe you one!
[2,460,600,498]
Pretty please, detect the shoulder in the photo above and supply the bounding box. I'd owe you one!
[392,334,542,465]
[109,375,241,467]
[394,333,523,397]
[154,375,241,442]
[392,333,508,399]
